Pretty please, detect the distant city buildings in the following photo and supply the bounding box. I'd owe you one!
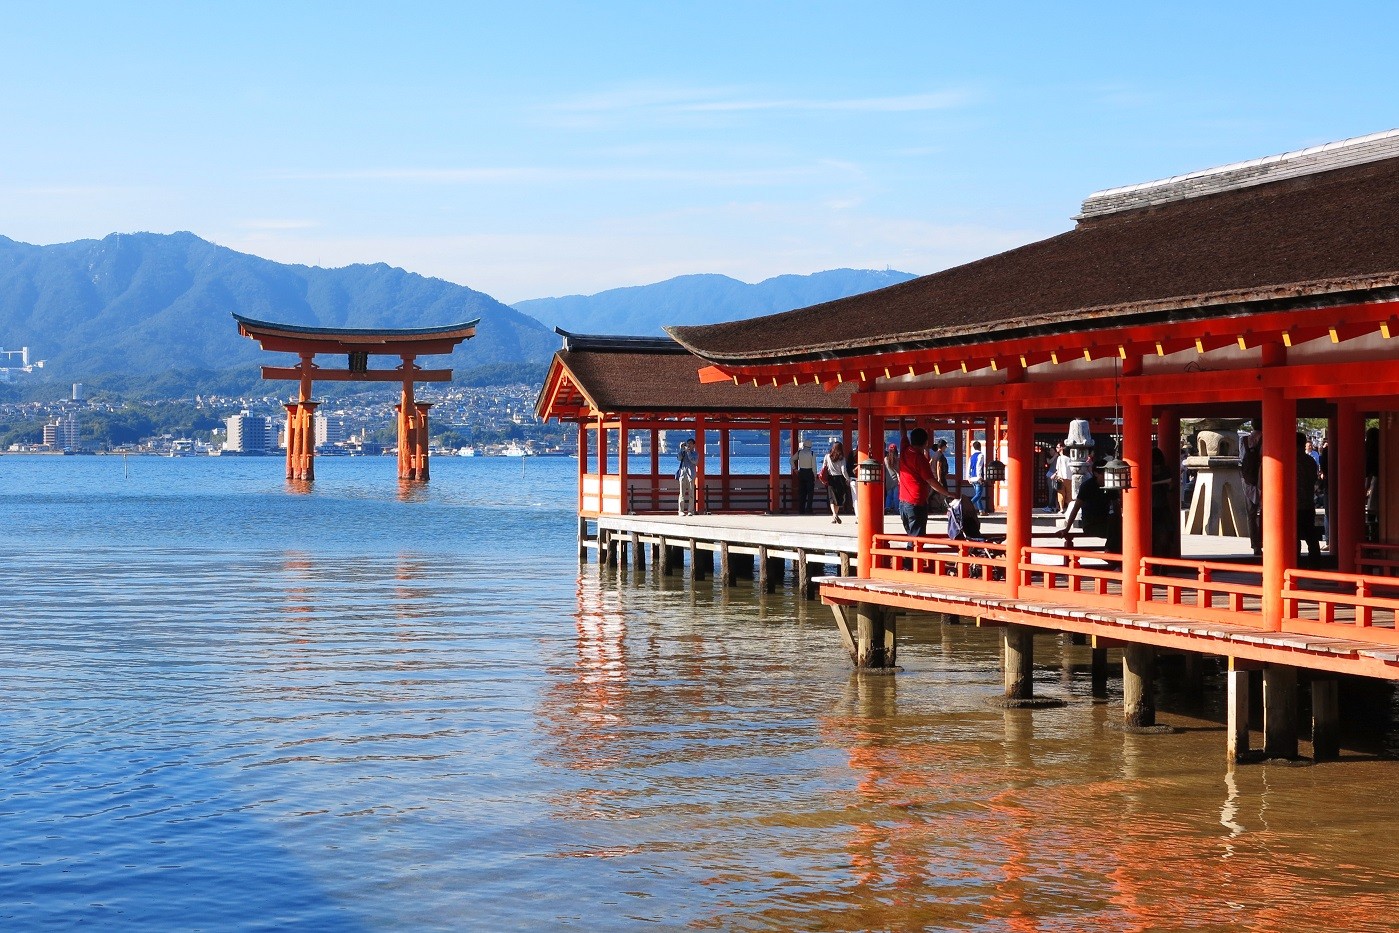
[0,347,45,382]
[225,411,274,454]
[42,412,80,450]
[314,411,346,450]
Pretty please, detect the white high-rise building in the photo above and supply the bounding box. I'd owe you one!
[314,412,346,450]
[225,412,273,454]
[43,413,80,450]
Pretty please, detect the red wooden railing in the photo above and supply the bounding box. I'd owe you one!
[870,533,1011,594]
[864,536,1399,647]
[1357,541,1399,577]
[1138,557,1265,625]
[1018,546,1124,609]
[1283,567,1399,644]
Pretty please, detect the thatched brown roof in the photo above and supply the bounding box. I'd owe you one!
[535,332,854,421]
[669,151,1399,366]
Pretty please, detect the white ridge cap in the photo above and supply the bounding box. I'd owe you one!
[1078,128,1399,219]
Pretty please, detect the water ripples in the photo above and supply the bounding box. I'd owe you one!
[2,457,1398,929]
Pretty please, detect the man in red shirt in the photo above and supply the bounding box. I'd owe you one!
[899,428,950,535]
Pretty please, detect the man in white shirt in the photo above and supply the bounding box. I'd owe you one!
[791,439,816,514]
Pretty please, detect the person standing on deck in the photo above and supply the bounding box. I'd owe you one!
[930,439,950,512]
[1241,431,1262,555]
[882,443,900,514]
[676,438,698,516]
[899,428,950,536]
[1052,442,1074,512]
[822,440,852,523]
[791,439,816,514]
[968,441,988,515]
[1297,431,1321,565]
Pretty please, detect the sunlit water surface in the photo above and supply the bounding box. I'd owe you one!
[1,455,1396,930]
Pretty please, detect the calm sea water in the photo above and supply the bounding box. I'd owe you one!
[1,454,1397,931]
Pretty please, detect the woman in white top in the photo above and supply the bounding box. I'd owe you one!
[822,441,852,523]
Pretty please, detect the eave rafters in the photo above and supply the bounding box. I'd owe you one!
[697,301,1399,388]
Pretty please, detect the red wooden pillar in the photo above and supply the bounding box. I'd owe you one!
[1120,394,1149,612]
[284,403,298,480]
[1335,402,1364,573]
[1155,406,1181,558]
[650,426,661,512]
[1262,388,1296,630]
[768,416,781,513]
[595,415,607,513]
[695,416,707,515]
[1004,399,1031,597]
[719,425,730,511]
[301,401,319,481]
[415,402,432,481]
[857,399,884,577]
[617,415,630,514]
[576,421,589,514]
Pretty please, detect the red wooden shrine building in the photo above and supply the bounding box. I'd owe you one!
[536,330,858,516]
[671,130,1399,756]
[234,313,477,481]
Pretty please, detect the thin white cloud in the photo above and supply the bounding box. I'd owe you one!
[235,218,318,231]
[548,85,979,117]
[683,90,977,113]
[269,162,857,187]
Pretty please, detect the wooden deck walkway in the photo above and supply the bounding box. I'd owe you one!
[817,574,1399,680]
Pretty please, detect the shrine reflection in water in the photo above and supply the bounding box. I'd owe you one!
[542,565,1399,931]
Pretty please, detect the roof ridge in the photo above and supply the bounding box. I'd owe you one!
[1078,128,1399,219]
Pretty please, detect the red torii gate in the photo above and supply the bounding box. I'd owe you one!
[233,313,478,481]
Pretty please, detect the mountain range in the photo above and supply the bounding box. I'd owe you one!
[512,269,916,336]
[0,232,916,396]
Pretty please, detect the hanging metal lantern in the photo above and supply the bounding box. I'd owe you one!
[984,459,1006,482]
[1100,457,1133,491]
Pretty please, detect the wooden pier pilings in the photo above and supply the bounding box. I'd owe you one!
[583,514,857,600]
[583,514,1368,765]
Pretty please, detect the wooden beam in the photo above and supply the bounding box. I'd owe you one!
[261,366,453,382]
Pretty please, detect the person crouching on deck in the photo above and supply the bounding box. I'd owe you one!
[898,428,951,536]
[1056,458,1122,563]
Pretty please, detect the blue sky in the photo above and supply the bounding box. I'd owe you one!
[1,1,1394,302]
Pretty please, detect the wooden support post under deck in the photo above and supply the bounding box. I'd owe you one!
[719,542,732,587]
[577,516,588,561]
[797,549,812,599]
[629,531,643,570]
[1263,664,1299,759]
[659,537,673,575]
[1003,625,1034,700]
[1311,678,1340,761]
[855,602,896,668]
[1123,643,1156,728]
[688,538,701,581]
[1227,658,1253,762]
[1091,646,1109,699]
[756,545,768,592]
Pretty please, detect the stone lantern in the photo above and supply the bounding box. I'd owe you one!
[1183,418,1250,536]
